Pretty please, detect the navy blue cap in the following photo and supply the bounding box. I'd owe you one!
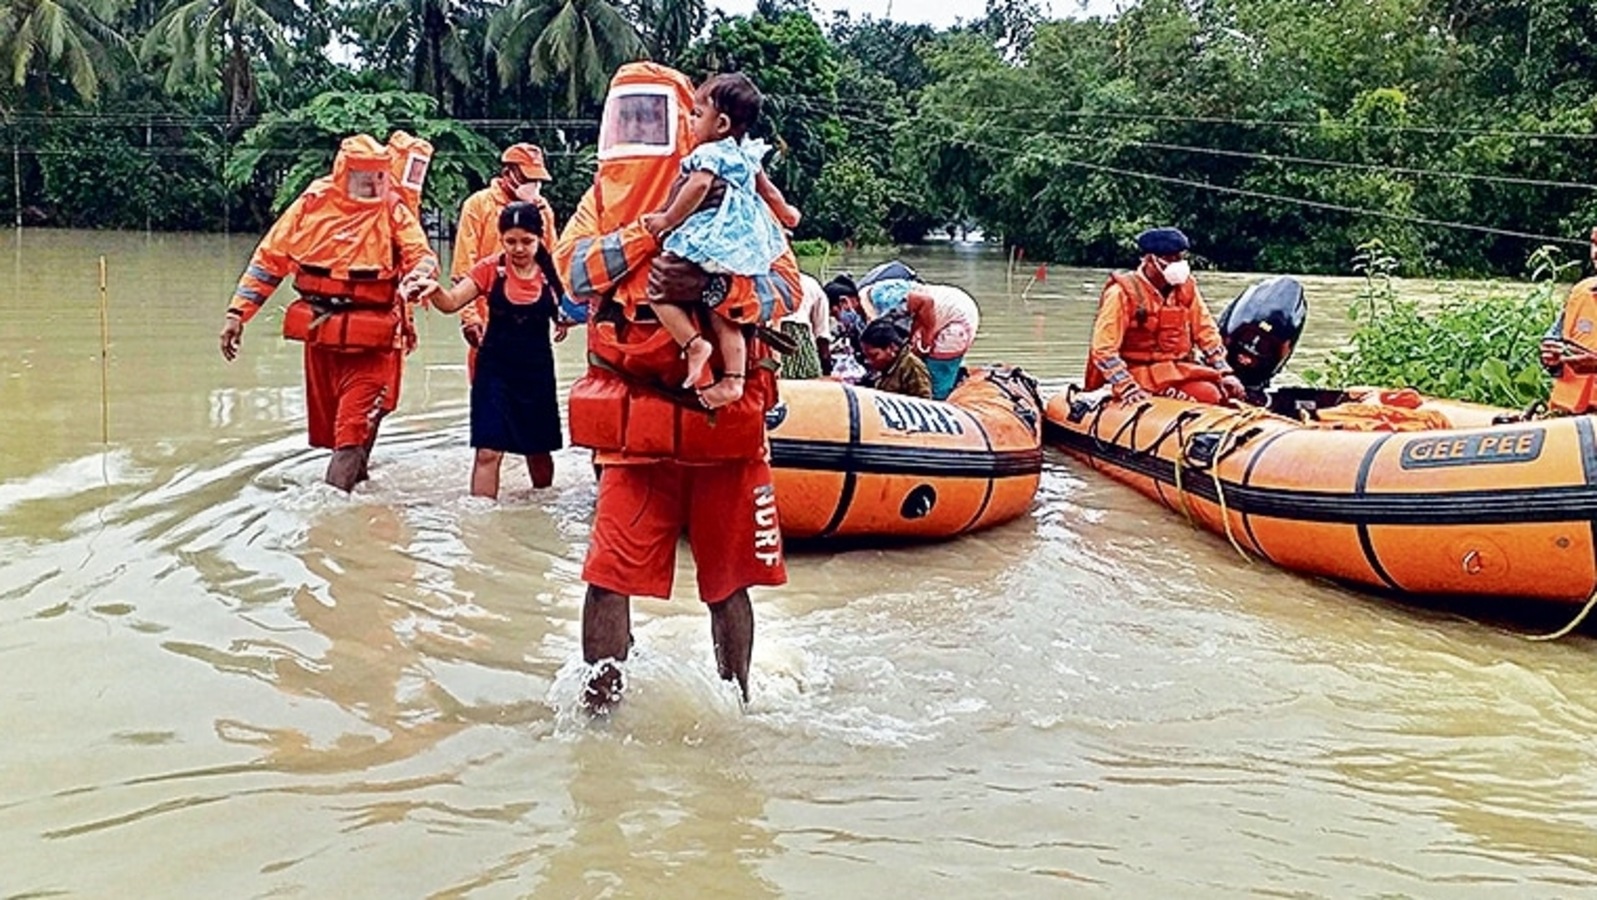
[1136,227,1190,256]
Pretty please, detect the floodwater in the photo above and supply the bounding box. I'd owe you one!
[2,229,1594,897]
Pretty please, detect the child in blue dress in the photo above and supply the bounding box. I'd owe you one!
[643,72,801,409]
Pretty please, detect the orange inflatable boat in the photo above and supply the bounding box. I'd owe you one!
[770,366,1044,540]
[1045,385,1597,606]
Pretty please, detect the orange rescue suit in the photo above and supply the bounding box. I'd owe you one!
[230,134,438,351]
[1548,277,1597,414]
[555,63,801,462]
[1086,270,1231,398]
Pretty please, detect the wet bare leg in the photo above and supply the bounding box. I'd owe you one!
[357,412,386,483]
[326,446,367,492]
[527,452,554,488]
[472,448,504,499]
[708,588,754,704]
[583,585,632,714]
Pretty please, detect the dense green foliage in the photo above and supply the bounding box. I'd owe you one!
[3,0,1597,278]
[1304,242,1572,407]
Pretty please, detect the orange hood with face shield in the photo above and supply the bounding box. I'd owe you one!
[594,62,695,231]
[386,130,434,216]
[290,134,402,278]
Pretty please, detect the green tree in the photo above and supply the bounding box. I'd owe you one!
[827,12,935,93]
[807,152,889,243]
[0,0,130,103]
[224,89,499,218]
[342,0,477,111]
[487,0,645,114]
[141,0,294,124]
[683,9,842,226]
[980,0,1041,62]
[631,0,703,65]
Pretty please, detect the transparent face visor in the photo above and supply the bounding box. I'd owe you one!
[598,86,677,160]
[345,167,389,200]
[401,152,430,191]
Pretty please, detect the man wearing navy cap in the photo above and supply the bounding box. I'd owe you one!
[1085,227,1244,405]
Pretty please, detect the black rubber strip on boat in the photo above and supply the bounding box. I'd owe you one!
[1354,433,1402,591]
[816,386,863,538]
[1237,428,1290,566]
[1576,416,1597,580]
[954,410,1001,535]
[1050,426,1597,525]
[771,439,1044,478]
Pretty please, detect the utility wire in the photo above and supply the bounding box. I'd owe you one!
[782,92,1597,143]
[896,109,1597,193]
[820,104,1591,249]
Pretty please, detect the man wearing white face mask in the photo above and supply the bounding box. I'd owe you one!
[1085,226,1245,405]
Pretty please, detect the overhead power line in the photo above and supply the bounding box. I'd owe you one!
[820,104,1591,249]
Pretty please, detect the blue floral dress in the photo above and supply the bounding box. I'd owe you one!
[663,137,788,277]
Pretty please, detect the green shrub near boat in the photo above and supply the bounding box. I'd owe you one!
[1304,241,1573,409]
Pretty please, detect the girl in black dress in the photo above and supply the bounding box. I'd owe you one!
[419,202,570,498]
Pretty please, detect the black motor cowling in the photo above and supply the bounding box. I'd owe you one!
[1217,276,1308,390]
[856,259,923,290]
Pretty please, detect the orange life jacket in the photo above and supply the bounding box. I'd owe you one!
[280,138,409,350]
[1108,271,1198,363]
[1313,404,1453,432]
[560,63,796,461]
[570,315,779,461]
[1549,278,1597,414]
[280,192,410,350]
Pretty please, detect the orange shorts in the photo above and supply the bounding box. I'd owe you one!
[304,345,402,449]
[582,459,787,603]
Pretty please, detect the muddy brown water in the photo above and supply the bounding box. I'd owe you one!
[2,230,1593,897]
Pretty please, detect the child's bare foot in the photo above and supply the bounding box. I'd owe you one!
[682,334,713,389]
[697,374,745,409]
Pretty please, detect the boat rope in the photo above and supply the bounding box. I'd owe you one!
[1521,588,1597,642]
[1090,397,1152,453]
[1143,408,1205,457]
[1173,405,1272,560]
[1171,444,1196,525]
[1203,407,1271,562]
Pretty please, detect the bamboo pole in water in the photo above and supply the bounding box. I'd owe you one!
[98,256,110,446]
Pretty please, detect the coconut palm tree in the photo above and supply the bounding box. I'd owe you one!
[345,0,476,111]
[140,0,291,125]
[632,0,703,65]
[0,0,130,103]
[487,0,644,114]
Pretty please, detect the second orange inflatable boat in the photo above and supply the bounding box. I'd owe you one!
[770,366,1044,540]
[1044,386,1597,605]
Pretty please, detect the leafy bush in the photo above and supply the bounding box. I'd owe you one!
[1304,240,1572,408]
[790,238,834,258]
[224,90,499,219]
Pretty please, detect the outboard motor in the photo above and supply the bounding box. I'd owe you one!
[856,259,923,290]
[1218,276,1308,395]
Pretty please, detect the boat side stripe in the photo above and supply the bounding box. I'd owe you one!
[955,410,1000,535]
[1238,428,1290,566]
[1050,425,1597,524]
[817,386,863,538]
[1576,416,1597,589]
[1353,433,1401,591]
